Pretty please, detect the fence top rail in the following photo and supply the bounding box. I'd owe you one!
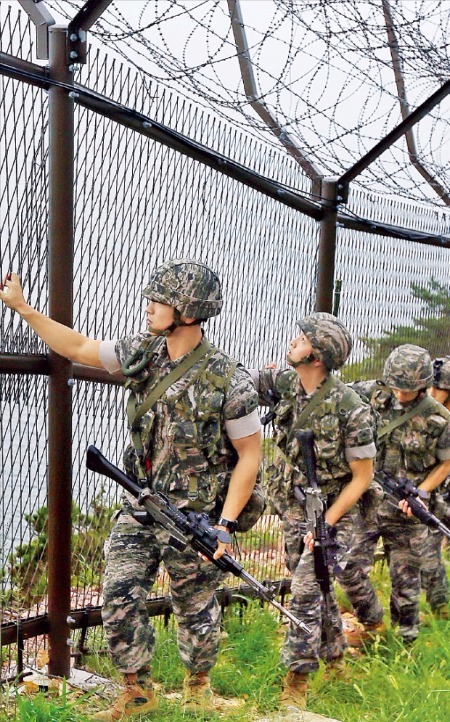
[0,56,449,246]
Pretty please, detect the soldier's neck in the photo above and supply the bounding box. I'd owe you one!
[297,364,329,395]
[166,325,203,361]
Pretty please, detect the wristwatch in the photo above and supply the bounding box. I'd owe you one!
[215,529,232,544]
[217,517,238,533]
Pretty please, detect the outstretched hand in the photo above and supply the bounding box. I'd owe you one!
[0,273,26,311]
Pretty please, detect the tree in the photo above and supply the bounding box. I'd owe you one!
[341,278,450,382]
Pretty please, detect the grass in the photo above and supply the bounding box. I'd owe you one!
[1,558,449,721]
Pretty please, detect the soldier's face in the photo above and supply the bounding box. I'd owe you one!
[145,299,175,332]
[391,388,419,404]
[287,332,314,365]
[430,387,450,405]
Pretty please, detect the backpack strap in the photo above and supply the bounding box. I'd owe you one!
[290,374,336,429]
[336,385,364,416]
[127,338,215,481]
[378,394,444,441]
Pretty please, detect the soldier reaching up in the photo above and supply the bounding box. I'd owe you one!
[0,260,261,719]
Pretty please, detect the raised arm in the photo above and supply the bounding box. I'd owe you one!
[0,273,103,367]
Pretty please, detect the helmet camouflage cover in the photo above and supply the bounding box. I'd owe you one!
[433,356,450,390]
[297,312,352,370]
[382,344,433,391]
[142,259,222,319]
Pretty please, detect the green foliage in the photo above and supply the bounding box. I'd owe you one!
[2,490,119,607]
[342,278,450,382]
[1,585,449,721]
[0,682,92,722]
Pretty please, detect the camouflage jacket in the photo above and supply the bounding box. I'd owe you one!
[352,381,450,484]
[113,333,259,509]
[256,369,376,508]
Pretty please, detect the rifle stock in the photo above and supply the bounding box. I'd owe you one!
[86,445,311,633]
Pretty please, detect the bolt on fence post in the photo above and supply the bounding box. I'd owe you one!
[47,24,74,680]
[315,177,340,314]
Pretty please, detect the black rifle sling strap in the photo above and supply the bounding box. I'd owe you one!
[127,338,215,482]
[377,394,445,442]
[276,374,337,472]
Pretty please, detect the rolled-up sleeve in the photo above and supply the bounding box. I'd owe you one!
[225,408,261,439]
[99,339,121,373]
[344,404,377,461]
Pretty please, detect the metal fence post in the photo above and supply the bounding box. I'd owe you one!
[47,24,74,679]
[315,177,339,313]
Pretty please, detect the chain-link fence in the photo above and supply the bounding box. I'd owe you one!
[1,3,450,682]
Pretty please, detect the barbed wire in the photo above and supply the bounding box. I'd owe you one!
[48,0,450,205]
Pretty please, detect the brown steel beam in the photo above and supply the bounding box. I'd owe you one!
[337,213,450,249]
[67,0,114,64]
[0,354,50,374]
[0,580,292,649]
[315,178,338,313]
[0,354,124,385]
[46,24,75,679]
[1,57,449,245]
[0,51,48,79]
[338,78,450,201]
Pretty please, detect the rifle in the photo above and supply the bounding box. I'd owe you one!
[294,430,340,587]
[294,430,341,653]
[86,445,310,633]
[376,471,450,539]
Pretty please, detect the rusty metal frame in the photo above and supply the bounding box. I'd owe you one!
[2,2,450,675]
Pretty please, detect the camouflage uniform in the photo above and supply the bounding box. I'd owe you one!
[420,491,449,612]
[98,260,260,677]
[339,368,450,641]
[255,367,376,673]
[420,356,450,612]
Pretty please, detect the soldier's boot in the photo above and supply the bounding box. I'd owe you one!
[93,673,158,721]
[323,655,348,679]
[344,620,386,648]
[181,670,215,713]
[279,671,309,710]
[433,605,450,620]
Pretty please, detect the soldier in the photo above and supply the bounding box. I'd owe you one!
[420,356,450,619]
[251,312,376,711]
[0,260,261,720]
[340,345,450,647]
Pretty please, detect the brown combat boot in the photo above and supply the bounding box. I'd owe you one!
[93,674,158,721]
[181,670,215,713]
[433,605,450,620]
[279,671,309,710]
[344,619,386,648]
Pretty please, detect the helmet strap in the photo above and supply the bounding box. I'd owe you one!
[288,352,317,369]
[148,310,201,337]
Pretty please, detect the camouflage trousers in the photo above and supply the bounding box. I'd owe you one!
[281,507,357,674]
[338,500,428,642]
[101,513,224,676]
[420,528,449,611]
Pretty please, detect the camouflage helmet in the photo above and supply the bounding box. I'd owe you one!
[432,356,450,390]
[297,312,352,370]
[382,344,433,391]
[142,259,222,319]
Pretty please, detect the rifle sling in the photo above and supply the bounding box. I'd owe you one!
[292,374,336,430]
[127,338,215,484]
[276,375,337,474]
[377,394,437,441]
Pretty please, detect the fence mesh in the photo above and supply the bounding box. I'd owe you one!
[1,2,450,681]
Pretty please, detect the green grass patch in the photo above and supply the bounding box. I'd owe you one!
[2,560,450,721]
